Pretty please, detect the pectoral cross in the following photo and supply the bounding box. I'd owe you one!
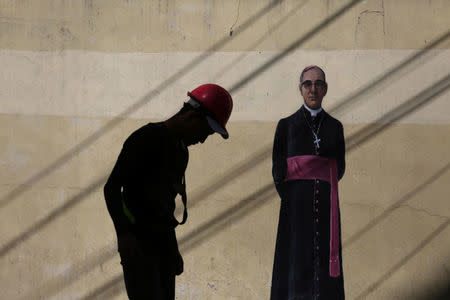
[314,136,321,149]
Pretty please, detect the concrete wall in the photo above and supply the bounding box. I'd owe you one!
[0,0,449,299]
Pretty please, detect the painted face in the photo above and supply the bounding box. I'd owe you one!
[299,68,327,110]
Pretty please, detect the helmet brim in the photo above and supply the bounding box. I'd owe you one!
[187,98,229,139]
[206,115,229,139]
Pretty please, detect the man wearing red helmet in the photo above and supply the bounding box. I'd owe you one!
[271,66,346,300]
[104,84,232,299]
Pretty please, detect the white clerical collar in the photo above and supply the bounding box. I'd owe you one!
[303,104,323,117]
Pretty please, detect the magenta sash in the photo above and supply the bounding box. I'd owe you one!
[284,155,340,277]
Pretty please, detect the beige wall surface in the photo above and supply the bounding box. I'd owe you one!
[0,1,449,299]
[1,0,450,51]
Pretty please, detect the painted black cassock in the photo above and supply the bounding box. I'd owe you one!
[271,105,346,300]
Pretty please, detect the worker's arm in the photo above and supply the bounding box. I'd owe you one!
[104,142,134,234]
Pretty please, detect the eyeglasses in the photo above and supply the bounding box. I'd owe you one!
[301,80,327,90]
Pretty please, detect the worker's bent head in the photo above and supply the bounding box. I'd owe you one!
[167,84,233,146]
[187,84,233,139]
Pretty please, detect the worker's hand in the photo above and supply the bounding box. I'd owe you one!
[174,250,184,275]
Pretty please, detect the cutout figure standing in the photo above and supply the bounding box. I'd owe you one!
[271,66,346,300]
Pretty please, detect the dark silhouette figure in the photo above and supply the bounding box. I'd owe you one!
[104,84,233,299]
[271,66,346,300]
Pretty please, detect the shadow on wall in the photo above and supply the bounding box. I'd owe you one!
[7,1,368,299]
[0,0,368,259]
[343,162,450,248]
[8,18,450,300]
[78,186,278,300]
[5,5,450,262]
[354,220,449,300]
[1,2,448,300]
[5,65,449,263]
[77,71,450,300]
[412,279,450,300]
[79,276,124,300]
[0,0,292,211]
[210,0,311,82]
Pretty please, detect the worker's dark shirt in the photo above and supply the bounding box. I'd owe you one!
[104,122,188,246]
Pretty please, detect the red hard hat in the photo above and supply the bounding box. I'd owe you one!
[187,84,233,139]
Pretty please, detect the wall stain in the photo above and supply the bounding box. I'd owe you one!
[354,0,386,46]
[84,0,94,11]
[229,0,240,36]
[207,282,218,291]
[203,0,214,34]
[59,27,78,41]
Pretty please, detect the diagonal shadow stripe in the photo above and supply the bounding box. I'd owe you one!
[328,30,450,117]
[79,275,124,300]
[318,30,450,118]
[0,0,285,210]
[343,162,450,248]
[77,72,450,299]
[186,28,450,212]
[179,144,272,214]
[79,185,276,300]
[8,4,448,262]
[1,0,367,210]
[228,0,363,94]
[178,183,276,253]
[2,69,448,262]
[0,178,105,257]
[211,0,311,82]
[410,278,450,300]
[345,73,450,151]
[17,174,275,300]
[354,220,450,300]
[186,28,450,213]
[0,0,365,257]
[189,69,450,214]
[3,74,449,300]
[3,4,448,225]
[7,3,450,298]
[79,220,450,300]
[18,243,118,300]
[2,3,370,297]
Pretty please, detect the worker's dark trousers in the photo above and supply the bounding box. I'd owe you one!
[118,235,175,300]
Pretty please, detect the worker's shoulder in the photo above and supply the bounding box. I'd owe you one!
[124,122,167,149]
